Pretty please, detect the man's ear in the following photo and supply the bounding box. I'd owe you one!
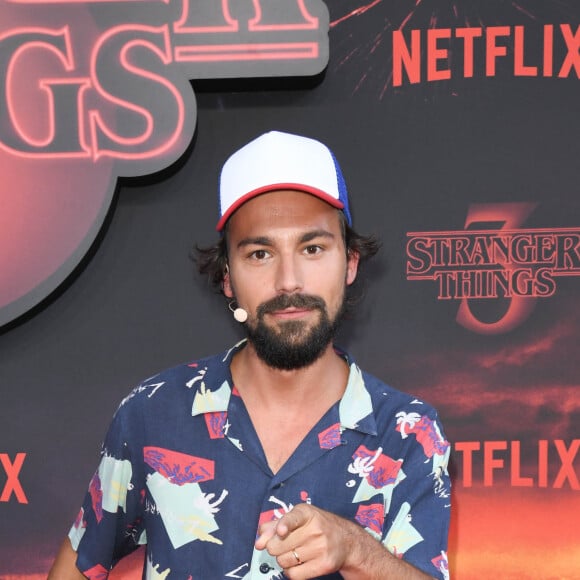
[346,250,360,286]
[223,265,234,298]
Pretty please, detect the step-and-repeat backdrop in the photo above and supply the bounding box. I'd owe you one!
[1,1,579,578]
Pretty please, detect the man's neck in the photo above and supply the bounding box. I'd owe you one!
[230,341,349,411]
[229,341,351,474]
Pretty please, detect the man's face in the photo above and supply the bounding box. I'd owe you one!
[223,190,359,370]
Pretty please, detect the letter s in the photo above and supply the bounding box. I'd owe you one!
[89,24,193,171]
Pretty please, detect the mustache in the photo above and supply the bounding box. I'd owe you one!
[256,294,326,317]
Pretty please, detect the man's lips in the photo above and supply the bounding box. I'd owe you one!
[268,307,315,319]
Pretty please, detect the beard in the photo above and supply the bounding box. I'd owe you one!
[244,292,345,371]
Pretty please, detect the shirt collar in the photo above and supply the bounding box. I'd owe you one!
[191,340,377,436]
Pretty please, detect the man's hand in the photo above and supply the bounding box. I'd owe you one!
[255,503,354,579]
[255,503,435,580]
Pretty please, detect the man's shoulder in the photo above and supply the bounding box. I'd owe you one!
[359,366,440,418]
[358,368,450,463]
[149,349,229,382]
[116,347,235,409]
[339,348,441,418]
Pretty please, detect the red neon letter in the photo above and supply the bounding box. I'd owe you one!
[0,27,89,158]
[553,439,580,489]
[427,28,451,81]
[510,441,533,486]
[455,441,480,487]
[514,26,537,76]
[538,439,549,487]
[484,441,507,486]
[89,25,185,162]
[543,25,554,77]
[248,0,319,31]
[174,0,239,34]
[393,30,421,86]
[559,24,580,78]
[0,453,28,504]
[486,26,510,76]
[455,28,482,78]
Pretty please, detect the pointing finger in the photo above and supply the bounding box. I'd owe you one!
[275,504,310,538]
[255,520,278,550]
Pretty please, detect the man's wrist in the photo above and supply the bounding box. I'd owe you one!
[338,517,435,580]
[338,518,383,578]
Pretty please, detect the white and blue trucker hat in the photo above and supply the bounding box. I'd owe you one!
[217,131,352,231]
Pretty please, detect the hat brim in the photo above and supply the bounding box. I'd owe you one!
[216,184,345,231]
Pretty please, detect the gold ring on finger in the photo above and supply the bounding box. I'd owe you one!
[292,548,303,566]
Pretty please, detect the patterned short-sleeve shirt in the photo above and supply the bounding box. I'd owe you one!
[69,341,451,579]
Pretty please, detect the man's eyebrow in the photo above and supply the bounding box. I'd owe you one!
[299,230,336,244]
[236,230,335,250]
[236,236,273,249]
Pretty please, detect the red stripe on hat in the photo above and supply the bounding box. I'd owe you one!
[216,183,345,231]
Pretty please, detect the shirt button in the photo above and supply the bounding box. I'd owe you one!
[273,482,284,489]
[260,563,273,573]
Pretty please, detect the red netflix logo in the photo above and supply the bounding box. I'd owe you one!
[455,440,580,490]
[392,24,580,86]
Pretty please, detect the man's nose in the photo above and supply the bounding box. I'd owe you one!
[274,253,304,294]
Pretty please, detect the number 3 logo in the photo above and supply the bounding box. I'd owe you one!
[456,202,537,334]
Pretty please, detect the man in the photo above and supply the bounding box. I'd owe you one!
[49,131,451,579]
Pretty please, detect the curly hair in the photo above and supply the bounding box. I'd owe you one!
[194,212,380,310]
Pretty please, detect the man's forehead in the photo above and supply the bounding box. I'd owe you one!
[227,189,342,230]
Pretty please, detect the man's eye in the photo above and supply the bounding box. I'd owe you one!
[250,249,269,260]
[304,245,322,255]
